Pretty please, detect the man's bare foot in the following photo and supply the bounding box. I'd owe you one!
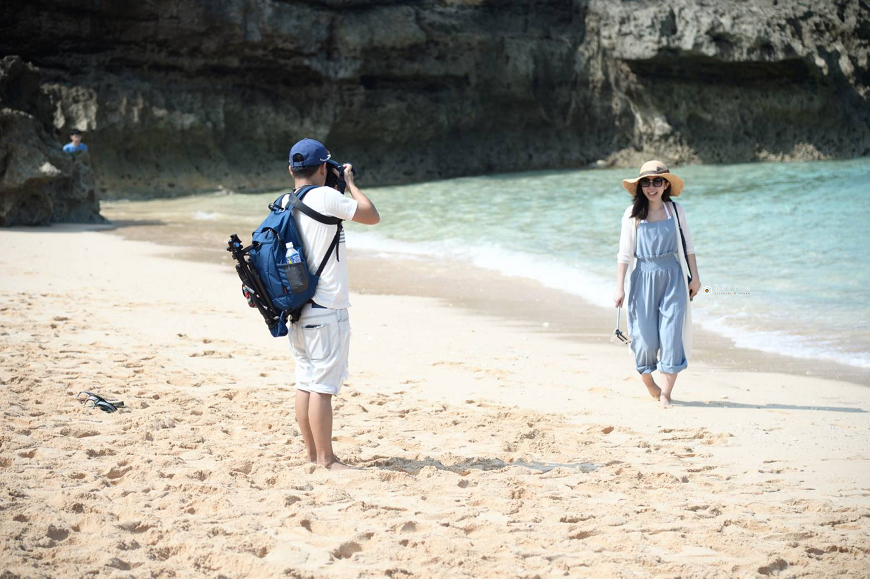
[659,393,672,409]
[323,459,352,471]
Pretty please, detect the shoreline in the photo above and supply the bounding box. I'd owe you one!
[97,206,870,387]
[1,225,868,576]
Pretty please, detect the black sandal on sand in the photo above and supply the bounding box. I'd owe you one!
[76,391,124,413]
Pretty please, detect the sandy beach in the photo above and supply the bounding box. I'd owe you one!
[1,225,869,578]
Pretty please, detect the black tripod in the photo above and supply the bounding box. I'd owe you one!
[226,233,280,333]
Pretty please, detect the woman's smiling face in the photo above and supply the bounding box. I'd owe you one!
[640,177,669,202]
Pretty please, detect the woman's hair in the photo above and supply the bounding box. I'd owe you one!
[630,181,672,221]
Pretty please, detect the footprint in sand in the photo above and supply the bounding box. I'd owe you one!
[757,558,788,576]
[560,514,594,523]
[117,520,156,534]
[102,462,133,481]
[568,529,597,540]
[85,448,117,458]
[332,541,362,559]
[72,429,101,439]
[105,558,132,571]
[331,532,373,559]
[398,521,417,533]
[188,470,210,482]
[46,525,70,541]
[189,350,233,359]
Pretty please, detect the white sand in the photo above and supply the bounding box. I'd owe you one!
[1,226,868,577]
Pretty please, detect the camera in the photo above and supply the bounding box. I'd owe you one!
[325,159,356,194]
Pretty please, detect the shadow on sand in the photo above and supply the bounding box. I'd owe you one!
[674,400,866,413]
[361,456,598,475]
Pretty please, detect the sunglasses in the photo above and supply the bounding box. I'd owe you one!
[76,391,124,413]
[639,177,666,188]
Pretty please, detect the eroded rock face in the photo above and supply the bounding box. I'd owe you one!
[0,56,102,226]
[0,0,867,201]
[595,0,870,167]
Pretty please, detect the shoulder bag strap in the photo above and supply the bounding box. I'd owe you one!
[672,202,693,283]
[314,223,343,276]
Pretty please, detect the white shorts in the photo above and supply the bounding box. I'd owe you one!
[289,305,351,396]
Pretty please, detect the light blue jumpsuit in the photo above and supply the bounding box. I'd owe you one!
[628,212,688,375]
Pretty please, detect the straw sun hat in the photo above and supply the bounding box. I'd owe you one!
[621,160,684,196]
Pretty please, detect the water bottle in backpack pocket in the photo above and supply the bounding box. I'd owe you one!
[282,243,309,293]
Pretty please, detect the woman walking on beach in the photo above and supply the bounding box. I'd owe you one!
[614,161,700,408]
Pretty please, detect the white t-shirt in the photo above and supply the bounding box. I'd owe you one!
[292,186,358,309]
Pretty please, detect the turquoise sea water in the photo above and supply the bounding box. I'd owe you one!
[106,158,870,369]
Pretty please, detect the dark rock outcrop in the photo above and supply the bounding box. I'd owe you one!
[595,0,870,167]
[0,0,868,203]
[0,56,102,226]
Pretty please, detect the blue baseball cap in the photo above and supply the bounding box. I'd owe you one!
[289,138,331,168]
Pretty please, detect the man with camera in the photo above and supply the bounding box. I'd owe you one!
[287,138,379,471]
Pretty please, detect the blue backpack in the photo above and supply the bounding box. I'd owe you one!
[226,186,343,338]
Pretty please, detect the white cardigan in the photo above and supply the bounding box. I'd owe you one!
[617,201,694,360]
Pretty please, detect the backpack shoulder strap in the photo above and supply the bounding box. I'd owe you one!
[291,185,345,272]
[288,186,343,225]
[268,191,297,212]
[290,195,343,225]
[294,184,318,202]
[269,186,310,212]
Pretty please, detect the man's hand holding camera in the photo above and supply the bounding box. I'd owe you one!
[333,162,379,225]
[341,163,355,186]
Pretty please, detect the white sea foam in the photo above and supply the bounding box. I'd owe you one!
[464,244,614,308]
[350,231,613,307]
[693,309,870,369]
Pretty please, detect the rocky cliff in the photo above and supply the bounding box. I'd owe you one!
[0,0,868,210]
[0,56,102,225]
[593,0,870,167]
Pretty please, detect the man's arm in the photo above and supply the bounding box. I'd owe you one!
[343,164,379,225]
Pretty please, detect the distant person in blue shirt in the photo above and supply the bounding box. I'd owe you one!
[62,129,89,153]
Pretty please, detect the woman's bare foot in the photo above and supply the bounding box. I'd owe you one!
[640,374,661,400]
[659,372,677,409]
[659,393,672,409]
